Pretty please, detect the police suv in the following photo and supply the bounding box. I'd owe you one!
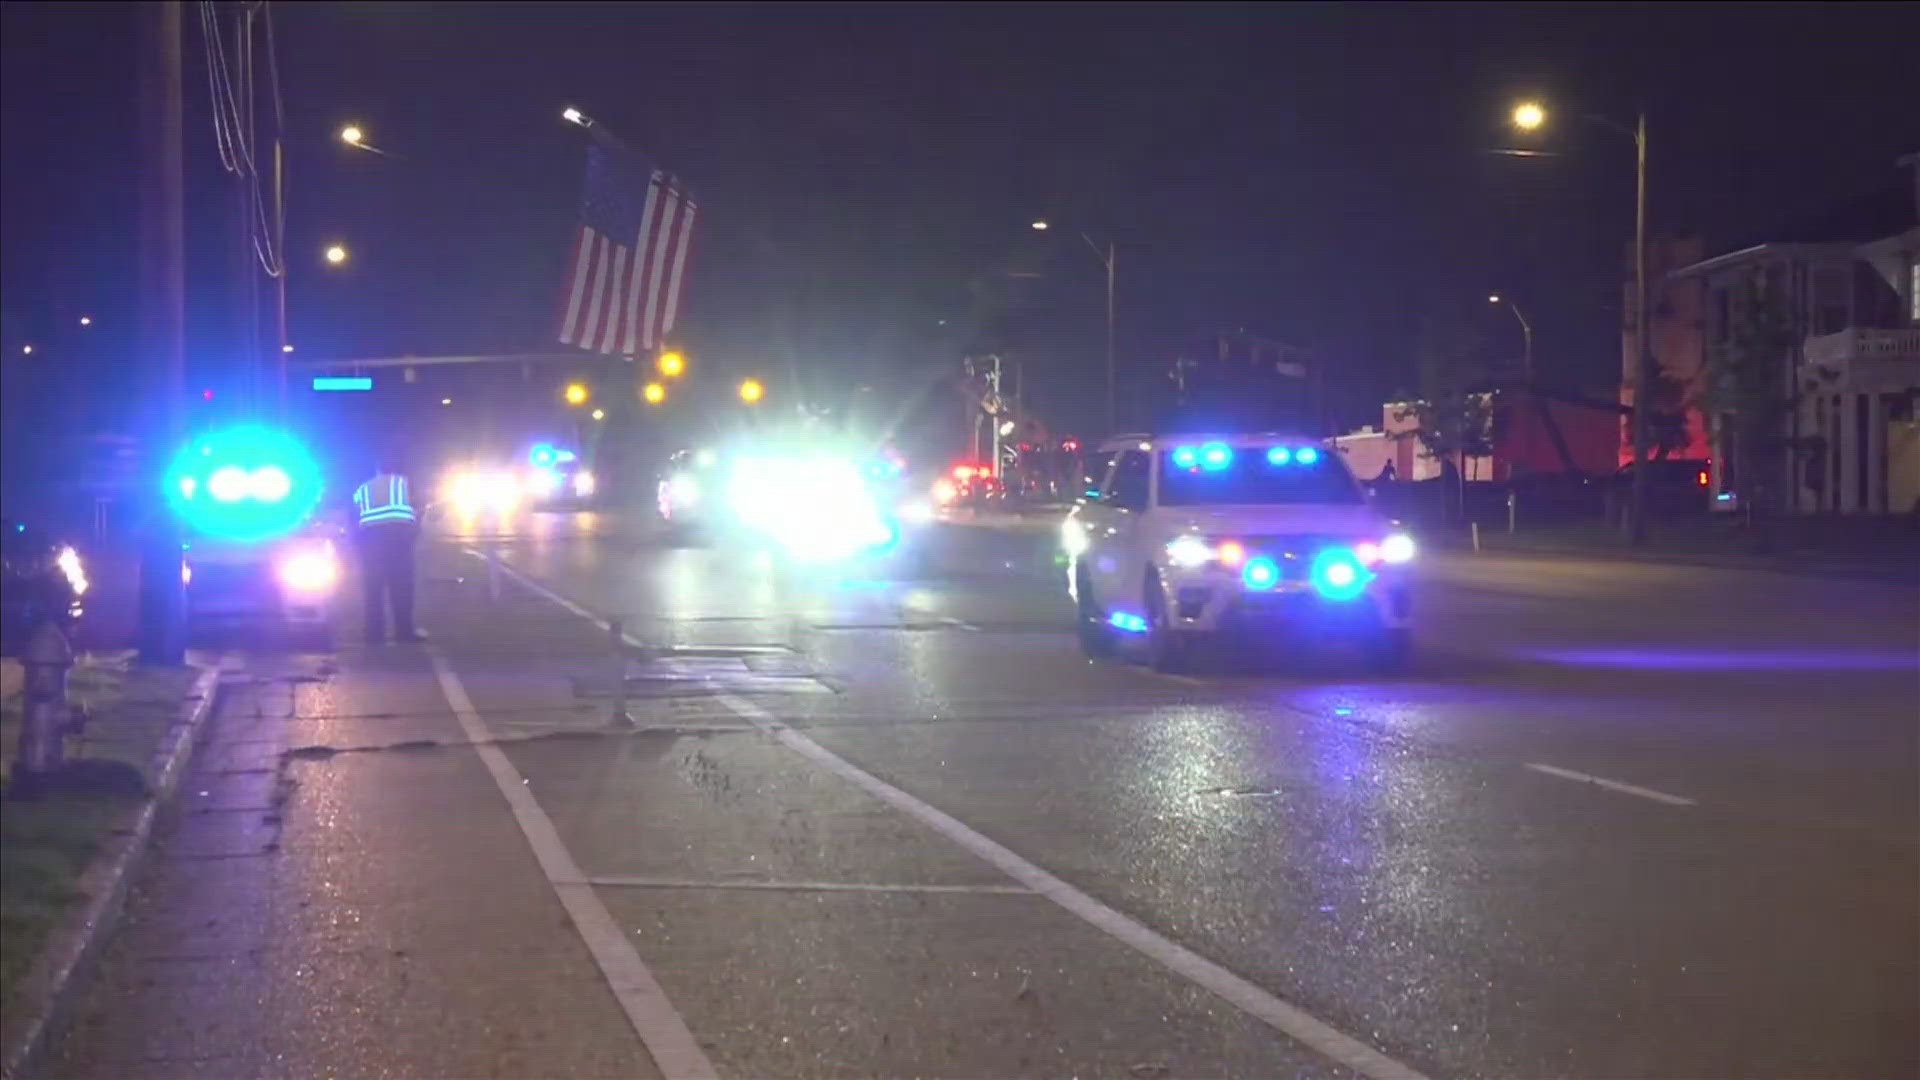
[1063,433,1414,671]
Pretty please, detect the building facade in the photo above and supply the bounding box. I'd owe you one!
[1666,157,1920,514]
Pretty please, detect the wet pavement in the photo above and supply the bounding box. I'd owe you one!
[37,509,1920,1078]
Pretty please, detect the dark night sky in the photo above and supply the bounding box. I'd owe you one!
[4,1,1916,439]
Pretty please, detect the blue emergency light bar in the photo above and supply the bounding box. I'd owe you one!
[312,376,372,391]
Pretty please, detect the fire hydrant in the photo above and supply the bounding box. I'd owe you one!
[11,621,77,794]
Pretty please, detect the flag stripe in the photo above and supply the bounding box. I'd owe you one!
[659,198,696,339]
[596,243,628,354]
[622,177,661,356]
[642,185,684,351]
[630,173,673,354]
[579,233,612,349]
[558,226,595,344]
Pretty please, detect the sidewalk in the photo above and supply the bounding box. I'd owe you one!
[1,652,213,1072]
[1436,520,1920,585]
[33,561,662,1078]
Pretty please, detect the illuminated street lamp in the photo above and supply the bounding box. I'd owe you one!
[1508,97,1651,540]
[658,350,686,378]
[562,106,589,127]
[591,408,606,421]
[564,382,589,406]
[643,381,666,405]
[324,244,348,266]
[79,315,93,327]
[21,344,33,355]
[737,377,764,404]
[340,124,364,146]
[1487,294,1534,382]
[1029,218,1117,430]
[281,343,295,354]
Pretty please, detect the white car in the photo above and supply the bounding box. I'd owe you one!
[1063,433,1415,671]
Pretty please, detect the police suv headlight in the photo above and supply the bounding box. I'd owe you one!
[1164,535,1214,568]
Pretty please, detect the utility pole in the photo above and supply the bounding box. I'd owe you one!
[1103,239,1116,434]
[138,0,186,665]
[1627,111,1651,544]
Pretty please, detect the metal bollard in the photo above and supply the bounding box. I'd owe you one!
[12,621,75,795]
[486,542,501,603]
[609,618,632,727]
[1507,489,1517,535]
[1471,521,1481,553]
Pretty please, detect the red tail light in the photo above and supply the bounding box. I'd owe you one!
[1697,470,1709,487]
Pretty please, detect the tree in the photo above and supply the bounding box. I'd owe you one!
[1394,314,1495,522]
[1695,269,1801,517]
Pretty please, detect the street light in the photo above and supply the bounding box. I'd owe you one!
[738,377,764,404]
[658,350,685,378]
[562,106,589,127]
[564,382,589,406]
[324,244,348,266]
[1509,98,1650,541]
[78,315,93,327]
[281,343,294,354]
[1029,219,1117,431]
[21,344,32,355]
[643,381,666,405]
[339,124,364,146]
[591,408,605,421]
[1487,294,1534,383]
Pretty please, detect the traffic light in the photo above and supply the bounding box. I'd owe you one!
[658,351,685,378]
[643,382,666,405]
[738,378,764,404]
[564,383,589,406]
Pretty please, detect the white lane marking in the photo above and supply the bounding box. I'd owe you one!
[485,556,1428,1080]
[586,876,1033,895]
[427,648,718,1080]
[1525,762,1697,807]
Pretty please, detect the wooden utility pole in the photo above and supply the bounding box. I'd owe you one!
[137,0,186,665]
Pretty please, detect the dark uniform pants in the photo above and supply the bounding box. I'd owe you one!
[355,523,417,639]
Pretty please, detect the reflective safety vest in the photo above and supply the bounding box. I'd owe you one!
[353,472,416,526]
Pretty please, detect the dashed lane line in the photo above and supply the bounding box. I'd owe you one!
[483,551,1430,1080]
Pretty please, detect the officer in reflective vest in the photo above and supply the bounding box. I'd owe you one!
[351,455,421,643]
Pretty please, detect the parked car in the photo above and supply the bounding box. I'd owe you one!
[1604,458,1712,521]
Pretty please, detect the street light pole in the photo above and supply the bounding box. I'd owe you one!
[1628,110,1651,544]
[1034,220,1118,432]
[1489,295,1533,383]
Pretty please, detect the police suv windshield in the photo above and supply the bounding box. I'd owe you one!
[1157,446,1364,506]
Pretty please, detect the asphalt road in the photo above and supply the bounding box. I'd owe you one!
[41,508,1918,1078]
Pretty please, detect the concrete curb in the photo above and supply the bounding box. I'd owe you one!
[1441,537,1920,585]
[0,660,228,1080]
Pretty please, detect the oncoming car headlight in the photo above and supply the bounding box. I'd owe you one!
[276,543,339,593]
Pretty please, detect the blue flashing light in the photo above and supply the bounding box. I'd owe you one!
[1241,556,1280,591]
[1310,546,1371,601]
[1200,442,1233,470]
[311,376,372,391]
[163,426,322,543]
[1107,611,1149,634]
[1295,446,1320,465]
[1266,446,1293,466]
[1170,445,1199,470]
[1715,492,1733,502]
[556,449,578,464]
[529,443,558,467]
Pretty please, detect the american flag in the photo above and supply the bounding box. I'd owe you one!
[556,141,696,356]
